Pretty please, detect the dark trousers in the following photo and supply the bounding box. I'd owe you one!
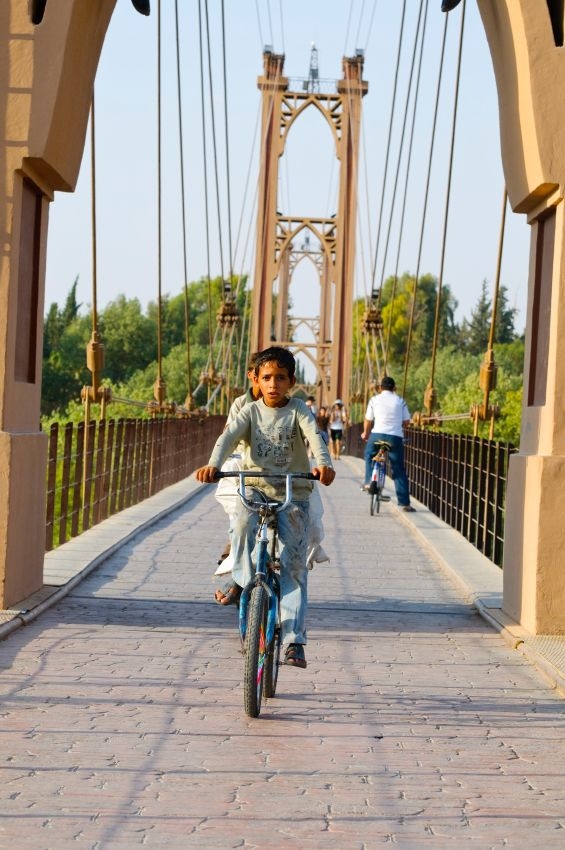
[364,432,410,506]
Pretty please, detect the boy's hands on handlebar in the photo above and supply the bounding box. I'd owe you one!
[195,465,220,483]
[311,465,336,486]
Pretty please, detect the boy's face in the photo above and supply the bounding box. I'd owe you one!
[256,360,295,407]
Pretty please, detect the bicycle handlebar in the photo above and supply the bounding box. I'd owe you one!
[215,470,318,513]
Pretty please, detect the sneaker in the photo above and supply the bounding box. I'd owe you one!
[360,484,370,492]
[402,505,416,512]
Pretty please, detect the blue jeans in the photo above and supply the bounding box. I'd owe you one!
[364,433,411,507]
[231,499,310,645]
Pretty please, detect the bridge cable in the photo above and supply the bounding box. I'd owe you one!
[343,1,355,54]
[254,0,265,47]
[426,0,467,417]
[221,0,234,282]
[173,0,194,408]
[382,0,429,375]
[197,0,215,402]
[203,0,226,285]
[267,0,275,47]
[361,0,379,52]
[354,0,368,48]
[401,11,449,399]
[473,187,508,439]
[278,0,285,54]
[153,0,166,408]
[369,0,406,303]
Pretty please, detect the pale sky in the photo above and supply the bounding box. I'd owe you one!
[45,1,529,338]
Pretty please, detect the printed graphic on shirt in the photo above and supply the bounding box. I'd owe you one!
[254,419,296,467]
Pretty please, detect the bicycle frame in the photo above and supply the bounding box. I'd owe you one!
[370,447,387,492]
[215,471,315,646]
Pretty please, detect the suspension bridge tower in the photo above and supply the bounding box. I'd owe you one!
[251,47,367,405]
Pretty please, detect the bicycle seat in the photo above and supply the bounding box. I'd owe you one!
[374,440,392,451]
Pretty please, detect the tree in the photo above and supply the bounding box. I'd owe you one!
[42,278,89,416]
[98,295,156,384]
[351,273,460,393]
[460,280,518,354]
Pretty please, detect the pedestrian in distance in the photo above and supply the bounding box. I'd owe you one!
[316,405,330,445]
[361,375,415,512]
[329,399,348,459]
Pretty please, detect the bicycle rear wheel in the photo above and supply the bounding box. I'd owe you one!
[243,585,268,717]
[370,491,380,515]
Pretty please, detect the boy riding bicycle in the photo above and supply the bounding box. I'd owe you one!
[195,346,335,669]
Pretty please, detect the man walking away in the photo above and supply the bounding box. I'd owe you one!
[361,376,415,512]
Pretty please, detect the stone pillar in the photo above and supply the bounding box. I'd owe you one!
[330,56,368,404]
[0,2,115,606]
[478,0,565,632]
[251,51,288,351]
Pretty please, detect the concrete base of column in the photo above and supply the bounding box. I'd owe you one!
[0,431,48,608]
[503,452,565,634]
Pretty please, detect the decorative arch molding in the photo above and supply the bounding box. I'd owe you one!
[279,92,342,153]
[274,216,336,278]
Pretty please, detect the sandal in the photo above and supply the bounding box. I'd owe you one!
[284,643,307,669]
[214,582,241,606]
[217,541,231,565]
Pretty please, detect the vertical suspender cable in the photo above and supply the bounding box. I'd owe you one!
[378,1,425,371]
[383,0,428,373]
[90,95,98,343]
[203,0,226,284]
[427,0,466,412]
[173,0,193,406]
[489,188,507,352]
[401,12,449,398]
[197,0,214,371]
[479,187,508,439]
[221,0,233,281]
[153,0,165,406]
[370,0,406,303]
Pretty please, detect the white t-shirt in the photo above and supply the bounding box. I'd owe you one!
[365,391,410,438]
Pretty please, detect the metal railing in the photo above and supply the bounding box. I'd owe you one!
[346,423,516,568]
[45,416,225,551]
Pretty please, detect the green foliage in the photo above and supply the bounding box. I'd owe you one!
[42,275,250,419]
[42,277,91,417]
[405,339,524,445]
[382,272,459,367]
[459,280,518,354]
[352,273,460,382]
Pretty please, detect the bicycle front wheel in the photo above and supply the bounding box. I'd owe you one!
[264,617,281,699]
[370,491,380,515]
[243,585,269,717]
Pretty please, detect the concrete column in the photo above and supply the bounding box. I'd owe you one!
[330,56,367,404]
[478,0,565,632]
[251,51,287,351]
[0,2,114,606]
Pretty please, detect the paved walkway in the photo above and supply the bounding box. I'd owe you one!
[1,457,565,848]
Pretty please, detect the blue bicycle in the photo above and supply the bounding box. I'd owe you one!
[216,470,316,717]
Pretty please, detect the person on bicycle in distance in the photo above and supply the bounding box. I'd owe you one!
[361,375,415,512]
[195,346,335,669]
